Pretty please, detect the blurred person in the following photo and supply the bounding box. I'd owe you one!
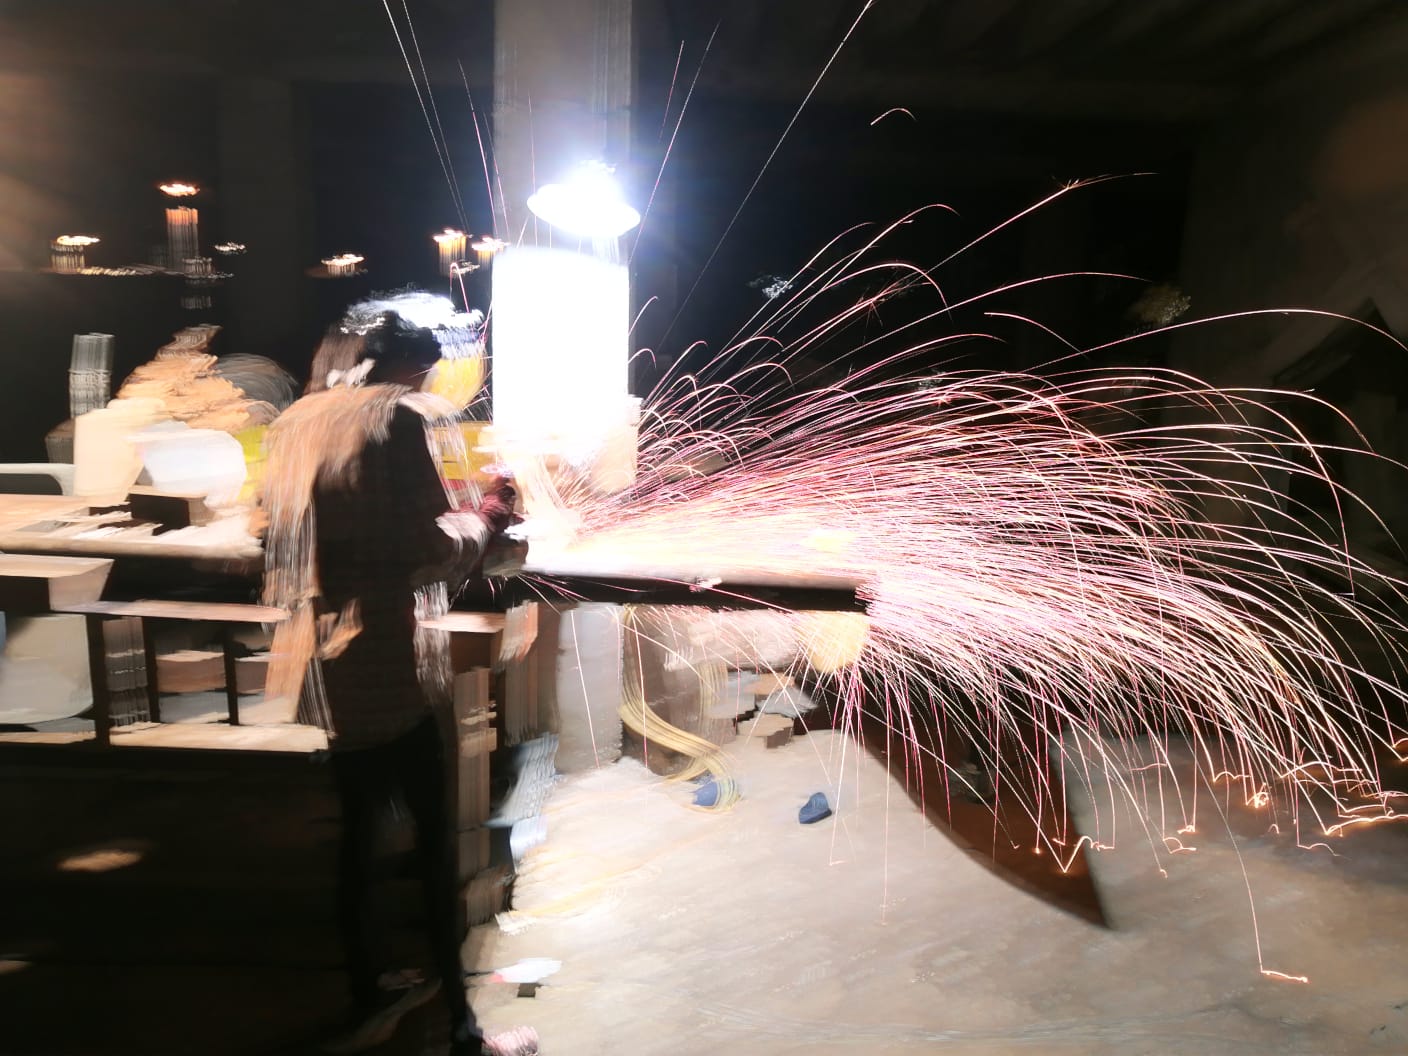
[261,302,530,1056]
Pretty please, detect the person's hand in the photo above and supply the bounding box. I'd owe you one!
[476,475,519,536]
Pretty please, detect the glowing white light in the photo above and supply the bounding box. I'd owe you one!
[159,182,199,198]
[527,163,641,239]
[54,235,100,247]
[491,246,637,499]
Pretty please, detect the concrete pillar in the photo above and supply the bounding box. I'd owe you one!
[492,0,633,240]
[492,0,635,768]
[552,603,625,772]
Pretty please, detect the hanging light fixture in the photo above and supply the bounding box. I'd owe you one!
[527,161,640,239]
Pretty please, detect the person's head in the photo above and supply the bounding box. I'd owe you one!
[310,292,482,397]
[305,329,365,393]
[358,310,442,388]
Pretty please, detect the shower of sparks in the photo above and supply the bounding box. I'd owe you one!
[511,201,1408,870]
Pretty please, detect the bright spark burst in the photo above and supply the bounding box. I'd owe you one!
[511,196,1408,862]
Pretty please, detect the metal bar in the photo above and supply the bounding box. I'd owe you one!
[501,573,867,613]
[220,625,241,726]
[84,613,112,747]
[140,617,162,724]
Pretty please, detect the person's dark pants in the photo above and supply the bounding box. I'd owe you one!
[330,717,472,1031]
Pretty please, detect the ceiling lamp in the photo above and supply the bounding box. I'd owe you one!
[527,162,640,239]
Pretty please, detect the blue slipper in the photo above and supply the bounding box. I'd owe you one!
[799,792,832,824]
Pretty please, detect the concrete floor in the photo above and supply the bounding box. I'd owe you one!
[5,721,1408,1055]
[0,749,453,1056]
[472,727,1408,1055]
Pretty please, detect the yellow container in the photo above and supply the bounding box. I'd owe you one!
[235,424,268,503]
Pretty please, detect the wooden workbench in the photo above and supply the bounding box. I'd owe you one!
[0,493,261,566]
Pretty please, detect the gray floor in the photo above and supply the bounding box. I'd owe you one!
[472,728,1408,1055]
[5,718,1407,1054]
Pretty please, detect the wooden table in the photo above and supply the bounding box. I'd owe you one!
[58,599,287,746]
[0,493,261,565]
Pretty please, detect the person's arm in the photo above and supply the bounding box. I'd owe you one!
[387,406,516,586]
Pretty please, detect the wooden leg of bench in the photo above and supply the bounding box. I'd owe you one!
[84,614,112,747]
[221,625,241,726]
[140,617,162,724]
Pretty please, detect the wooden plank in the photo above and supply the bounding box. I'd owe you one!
[0,494,89,533]
[0,554,112,611]
[421,612,507,634]
[456,827,492,885]
[110,722,327,752]
[457,728,496,828]
[0,729,95,746]
[0,532,262,565]
[0,493,261,563]
[59,599,287,624]
[446,628,502,673]
[154,650,225,693]
[453,668,492,725]
[501,602,539,663]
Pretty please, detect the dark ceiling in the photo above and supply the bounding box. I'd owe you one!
[654,0,1407,120]
[2,0,1405,121]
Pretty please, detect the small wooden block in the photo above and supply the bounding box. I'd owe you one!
[453,668,492,724]
[235,654,270,694]
[457,730,495,828]
[446,631,502,675]
[501,602,539,663]
[0,554,113,612]
[127,487,214,531]
[155,649,225,693]
[765,727,793,750]
[229,625,273,651]
[744,672,795,697]
[456,827,492,883]
[464,865,512,926]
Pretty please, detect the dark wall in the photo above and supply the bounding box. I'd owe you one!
[0,71,494,462]
[629,94,1194,394]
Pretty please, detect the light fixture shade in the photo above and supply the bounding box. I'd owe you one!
[527,164,641,239]
[491,246,637,495]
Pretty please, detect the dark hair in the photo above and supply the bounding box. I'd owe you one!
[360,311,442,370]
[305,329,365,393]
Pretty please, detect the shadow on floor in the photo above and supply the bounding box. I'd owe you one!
[0,748,454,1056]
